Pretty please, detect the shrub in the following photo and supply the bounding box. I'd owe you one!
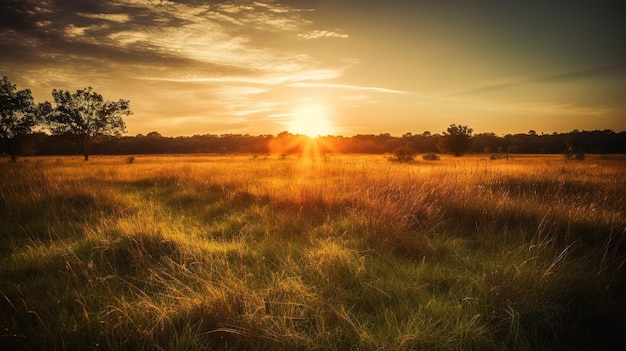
[564,152,585,161]
[422,153,440,161]
[392,145,416,163]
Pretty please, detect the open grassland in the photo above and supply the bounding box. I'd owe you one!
[1,154,625,350]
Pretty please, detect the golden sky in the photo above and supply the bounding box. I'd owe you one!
[1,0,624,136]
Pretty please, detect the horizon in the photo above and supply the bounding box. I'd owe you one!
[2,1,624,136]
[127,127,624,139]
[28,125,624,139]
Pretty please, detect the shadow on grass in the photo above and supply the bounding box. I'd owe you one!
[439,200,625,252]
[0,190,135,254]
[488,178,603,199]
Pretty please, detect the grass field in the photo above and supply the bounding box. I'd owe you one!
[1,153,625,350]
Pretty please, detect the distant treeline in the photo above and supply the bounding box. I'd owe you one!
[5,129,626,157]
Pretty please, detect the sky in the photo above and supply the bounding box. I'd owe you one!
[1,0,624,137]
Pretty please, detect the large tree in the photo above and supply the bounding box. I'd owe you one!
[437,124,474,156]
[0,76,45,161]
[48,87,132,160]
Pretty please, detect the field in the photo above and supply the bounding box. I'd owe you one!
[1,154,625,350]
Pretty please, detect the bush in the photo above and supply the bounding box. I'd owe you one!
[564,152,585,161]
[422,153,440,161]
[392,146,416,163]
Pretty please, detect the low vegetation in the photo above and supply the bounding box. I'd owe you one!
[1,154,625,350]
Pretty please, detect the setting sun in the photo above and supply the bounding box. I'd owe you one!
[288,104,335,137]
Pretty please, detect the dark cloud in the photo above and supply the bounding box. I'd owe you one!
[0,0,266,81]
[0,0,48,32]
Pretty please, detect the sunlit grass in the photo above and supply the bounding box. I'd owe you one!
[1,154,624,350]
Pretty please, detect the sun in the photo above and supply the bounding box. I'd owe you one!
[288,104,335,137]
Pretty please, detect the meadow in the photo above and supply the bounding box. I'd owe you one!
[1,153,625,350]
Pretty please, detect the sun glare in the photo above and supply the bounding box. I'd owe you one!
[288,104,335,137]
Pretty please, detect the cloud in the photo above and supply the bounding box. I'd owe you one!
[289,82,412,95]
[78,13,131,23]
[140,68,343,86]
[0,0,341,84]
[64,23,110,38]
[0,0,362,135]
[448,61,626,97]
[298,30,349,40]
[209,1,313,32]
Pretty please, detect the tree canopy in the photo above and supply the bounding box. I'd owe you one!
[48,87,132,160]
[437,124,474,156]
[0,76,41,161]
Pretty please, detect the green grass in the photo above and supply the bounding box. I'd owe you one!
[1,154,625,350]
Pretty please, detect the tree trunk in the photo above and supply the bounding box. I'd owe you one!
[82,134,92,161]
[3,138,17,162]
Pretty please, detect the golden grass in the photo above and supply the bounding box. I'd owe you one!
[1,154,625,350]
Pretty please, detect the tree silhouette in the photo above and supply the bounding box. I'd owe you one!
[437,124,473,156]
[48,87,132,160]
[565,130,584,160]
[0,76,47,161]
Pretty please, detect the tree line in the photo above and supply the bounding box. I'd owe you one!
[2,76,625,161]
[12,127,625,159]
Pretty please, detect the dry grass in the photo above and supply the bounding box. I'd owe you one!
[1,153,625,350]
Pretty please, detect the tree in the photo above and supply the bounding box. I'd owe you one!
[471,132,502,153]
[48,87,132,160]
[437,124,473,156]
[0,76,43,161]
[565,130,584,160]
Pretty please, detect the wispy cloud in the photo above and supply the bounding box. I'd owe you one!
[0,0,361,136]
[78,13,131,23]
[140,68,343,86]
[1,1,326,67]
[448,61,626,97]
[502,102,622,117]
[1,0,346,91]
[298,30,348,40]
[209,1,313,32]
[289,82,412,95]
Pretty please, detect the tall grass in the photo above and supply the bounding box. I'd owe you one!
[1,154,624,350]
